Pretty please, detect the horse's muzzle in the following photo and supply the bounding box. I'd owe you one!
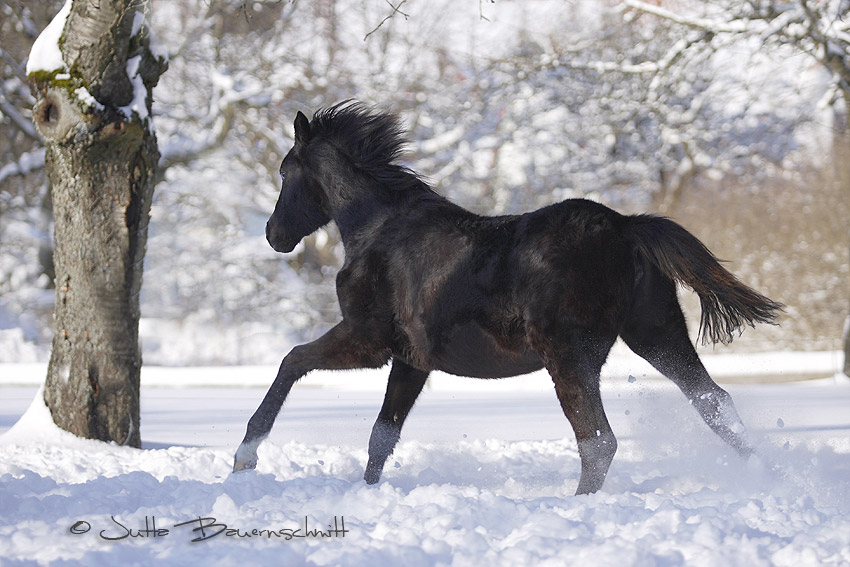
[266,222,297,253]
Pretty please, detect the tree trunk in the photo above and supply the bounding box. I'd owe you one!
[844,316,850,377]
[838,91,850,378]
[28,0,166,446]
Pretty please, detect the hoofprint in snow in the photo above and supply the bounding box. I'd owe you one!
[1,364,849,566]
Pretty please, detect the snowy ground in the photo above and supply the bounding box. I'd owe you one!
[1,356,849,566]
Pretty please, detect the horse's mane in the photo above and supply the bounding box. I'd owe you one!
[310,101,435,195]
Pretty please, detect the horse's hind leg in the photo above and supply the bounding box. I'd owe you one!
[530,327,618,495]
[620,273,754,458]
[364,359,429,484]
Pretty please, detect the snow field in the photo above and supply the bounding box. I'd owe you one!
[0,370,849,566]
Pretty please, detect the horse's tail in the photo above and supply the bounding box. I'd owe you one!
[625,214,783,345]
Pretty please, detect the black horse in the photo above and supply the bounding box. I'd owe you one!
[233,101,782,495]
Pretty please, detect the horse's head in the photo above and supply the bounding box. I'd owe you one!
[267,101,429,253]
[266,111,331,253]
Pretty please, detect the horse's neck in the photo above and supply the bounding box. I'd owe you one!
[332,190,394,247]
[334,186,458,249]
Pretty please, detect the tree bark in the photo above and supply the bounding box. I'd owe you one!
[844,316,850,377]
[29,0,166,446]
[841,92,850,378]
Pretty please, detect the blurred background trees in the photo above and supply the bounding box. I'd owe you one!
[1,0,847,365]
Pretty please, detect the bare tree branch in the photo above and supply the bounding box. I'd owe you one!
[1,98,38,140]
[364,0,409,41]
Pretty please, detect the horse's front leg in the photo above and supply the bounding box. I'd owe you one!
[233,322,390,473]
[364,360,429,484]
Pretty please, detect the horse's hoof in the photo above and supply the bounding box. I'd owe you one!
[232,457,258,473]
[363,466,381,485]
[232,440,261,473]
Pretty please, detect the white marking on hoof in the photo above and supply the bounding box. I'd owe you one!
[232,439,261,473]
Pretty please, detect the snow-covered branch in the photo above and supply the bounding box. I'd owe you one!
[563,31,707,81]
[621,0,751,34]
[158,76,278,174]
[622,0,850,83]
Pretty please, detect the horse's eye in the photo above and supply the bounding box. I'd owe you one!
[280,171,286,182]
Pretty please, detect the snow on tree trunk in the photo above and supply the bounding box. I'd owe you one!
[28,0,166,447]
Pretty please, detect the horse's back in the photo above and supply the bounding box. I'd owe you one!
[367,198,637,376]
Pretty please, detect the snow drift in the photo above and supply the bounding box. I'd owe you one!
[1,366,848,566]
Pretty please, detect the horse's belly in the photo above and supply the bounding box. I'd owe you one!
[432,322,543,378]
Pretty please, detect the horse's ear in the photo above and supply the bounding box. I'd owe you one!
[294,111,311,144]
